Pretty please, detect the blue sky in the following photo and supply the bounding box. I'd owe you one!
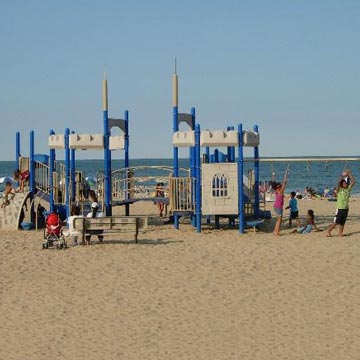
[1,0,359,161]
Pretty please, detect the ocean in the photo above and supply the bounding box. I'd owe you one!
[1,158,359,195]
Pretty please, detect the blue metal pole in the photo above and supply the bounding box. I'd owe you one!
[195,123,202,233]
[205,147,211,225]
[104,109,112,216]
[173,105,179,229]
[190,107,196,227]
[253,125,260,218]
[71,131,76,202]
[214,149,219,163]
[65,128,70,220]
[124,110,130,216]
[238,124,245,234]
[29,131,35,194]
[49,130,55,212]
[190,107,196,178]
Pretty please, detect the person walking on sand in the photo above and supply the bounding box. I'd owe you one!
[327,171,356,237]
[272,168,289,236]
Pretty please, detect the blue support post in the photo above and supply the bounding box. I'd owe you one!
[71,131,76,202]
[104,109,112,216]
[195,123,202,233]
[238,124,245,234]
[49,130,55,212]
[190,107,196,227]
[214,149,219,163]
[173,105,179,229]
[124,110,130,216]
[29,131,35,194]
[253,125,260,218]
[65,128,70,220]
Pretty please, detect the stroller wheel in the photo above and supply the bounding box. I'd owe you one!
[42,243,46,249]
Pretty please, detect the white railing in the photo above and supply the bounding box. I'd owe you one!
[34,161,50,194]
[168,177,195,212]
[111,166,189,202]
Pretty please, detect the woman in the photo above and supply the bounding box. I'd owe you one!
[272,169,288,236]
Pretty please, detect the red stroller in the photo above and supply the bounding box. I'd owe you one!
[43,212,67,249]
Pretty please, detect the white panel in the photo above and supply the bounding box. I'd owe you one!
[109,135,125,150]
[173,131,195,147]
[48,134,65,149]
[69,134,104,149]
[200,130,238,147]
[243,131,260,147]
[201,163,238,215]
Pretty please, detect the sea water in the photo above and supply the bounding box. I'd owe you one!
[1,158,359,195]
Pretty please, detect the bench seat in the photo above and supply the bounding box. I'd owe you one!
[73,216,148,243]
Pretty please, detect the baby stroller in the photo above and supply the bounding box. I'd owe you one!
[43,212,67,249]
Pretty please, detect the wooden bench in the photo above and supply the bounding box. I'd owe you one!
[73,216,148,244]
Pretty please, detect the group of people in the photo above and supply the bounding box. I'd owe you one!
[272,169,356,237]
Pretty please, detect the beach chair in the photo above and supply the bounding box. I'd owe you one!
[43,212,67,249]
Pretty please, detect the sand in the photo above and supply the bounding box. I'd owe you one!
[1,197,360,360]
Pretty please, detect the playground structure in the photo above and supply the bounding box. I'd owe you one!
[5,70,265,233]
[6,69,360,233]
[169,68,263,233]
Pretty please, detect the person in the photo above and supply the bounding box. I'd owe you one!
[63,204,83,245]
[327,171,356,237]
[293,209,320,234]
[155,182,166,217]
[1,181,16,208]
[285,191,300,228]
[81,179,90,200]
[85,202,104,244]
[272,168,288,236]
[14,169,30,193]
[89,189,98,203]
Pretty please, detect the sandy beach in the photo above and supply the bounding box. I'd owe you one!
[1,197,360,360]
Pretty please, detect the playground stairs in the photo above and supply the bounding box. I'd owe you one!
[0,191,31,231]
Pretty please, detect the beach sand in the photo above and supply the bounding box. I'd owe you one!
[1,197,360,360]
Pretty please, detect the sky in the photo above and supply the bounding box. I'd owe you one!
[1,0,359,161]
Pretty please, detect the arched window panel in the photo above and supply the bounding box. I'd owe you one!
[211,173,229,198]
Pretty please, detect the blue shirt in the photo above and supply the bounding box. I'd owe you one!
[288,197,298,212]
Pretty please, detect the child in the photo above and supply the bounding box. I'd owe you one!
[327,171,356,237]
[285,191,300,228]
[63,204,83,246]
[1,182,15,208]
[155,182,166,217]
[294,209,320,234]
[272,168,289,236]
[14,169,30,193]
